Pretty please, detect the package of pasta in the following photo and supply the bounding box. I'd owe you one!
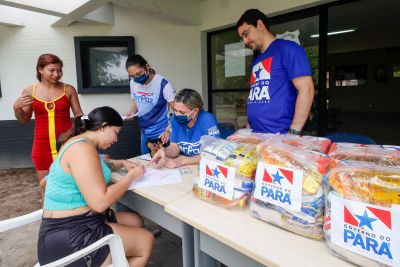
[281,135,332,154]
[328,143,400,167]
[193,136,258,208]
[324,160,400,266]
[229,129,332,154]
[249,138,332,239]
[227,128,269,144]
[250,195,325,240]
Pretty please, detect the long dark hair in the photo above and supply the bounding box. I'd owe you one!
[57,106,123,151]
[125,54,156,74]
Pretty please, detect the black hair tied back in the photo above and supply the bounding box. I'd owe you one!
[75,115,91,135]
[56,106,123,152]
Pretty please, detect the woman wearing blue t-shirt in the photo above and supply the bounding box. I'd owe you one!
[151,89,220,168]
[124,54,175,154]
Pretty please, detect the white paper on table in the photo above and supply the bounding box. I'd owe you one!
[128,168,182,189]
[136,153,152,161]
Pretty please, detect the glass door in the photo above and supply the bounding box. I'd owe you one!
[208,28,253,130]
[208,12,321,135]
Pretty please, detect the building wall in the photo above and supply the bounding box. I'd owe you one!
[0,0,323,168]
[197,0,329,103]
[0,5,202,120]
[0,0,327,119]
[199,0,324,30]
[0,4,202,168]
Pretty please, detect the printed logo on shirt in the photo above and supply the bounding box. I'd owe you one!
[207,126,220,136]
[330,193,399,266]
[248,57,272,104]
[178,140,201,156]
[254,162,303,212]
[134,91,154,103]
[198,158,236,200]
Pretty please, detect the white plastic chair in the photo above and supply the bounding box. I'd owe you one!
[0,209,128,267]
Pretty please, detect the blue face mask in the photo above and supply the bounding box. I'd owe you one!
[133,73,149,85]
[174,110,194,125]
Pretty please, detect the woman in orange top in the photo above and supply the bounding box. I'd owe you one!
[13,54,83,184]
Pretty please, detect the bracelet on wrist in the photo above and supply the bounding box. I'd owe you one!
[288,128,302,135]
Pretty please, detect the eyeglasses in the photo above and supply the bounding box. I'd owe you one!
[240,26,253,40]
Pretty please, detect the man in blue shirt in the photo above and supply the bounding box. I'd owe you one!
[237,9,314,135]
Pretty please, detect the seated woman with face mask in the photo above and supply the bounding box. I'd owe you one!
[150,89,220,168]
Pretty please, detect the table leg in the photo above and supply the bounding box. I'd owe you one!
[194,228,220,267]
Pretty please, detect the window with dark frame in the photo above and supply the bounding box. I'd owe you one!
[74,36,135,94]
[207,11,321,135]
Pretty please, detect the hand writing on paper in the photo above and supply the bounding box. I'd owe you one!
[126,164,145,181]
[123,160,142,170]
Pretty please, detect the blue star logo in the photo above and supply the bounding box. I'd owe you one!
[254,67,262,80]
[212,167,220,178]
[272,170,284,185]
[355,210,377,231]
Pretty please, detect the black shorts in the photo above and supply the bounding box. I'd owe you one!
[37,211,113,267]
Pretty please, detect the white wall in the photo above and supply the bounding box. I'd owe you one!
[0,5,201,120]
[0,0,326,120]
[197,0,327,106]
[199,0,325,31]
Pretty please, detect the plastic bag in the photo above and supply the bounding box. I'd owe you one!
[256,140,332,195]
[324,160,400,266]
[250,137,332,239]
[227,128,268,144]
[192,136,258,208]
[229,129,331,153]
[326,160,400,206]
[328,143,400,167]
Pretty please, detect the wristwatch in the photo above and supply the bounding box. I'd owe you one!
[288,128,302,135]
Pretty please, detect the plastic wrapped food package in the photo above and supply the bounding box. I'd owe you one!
[250,138,332,239]
[227,128,268,144]
[256,141,332,195]
[193,176,253,208]
[192,136,258,208]
[328,143,400,167]
[251,187,325,239]
[326,160,400,206]
[282,135,331,154]
[229,129,332,153]
[324,160,400,266]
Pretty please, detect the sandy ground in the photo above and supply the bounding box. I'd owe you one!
[0,168,182,267]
